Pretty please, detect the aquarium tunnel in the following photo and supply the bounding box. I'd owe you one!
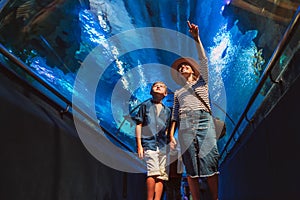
[0,0,300,199]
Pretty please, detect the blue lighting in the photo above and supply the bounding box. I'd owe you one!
[2,0,266,150]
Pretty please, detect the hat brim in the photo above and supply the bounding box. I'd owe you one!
[170,57,200,85]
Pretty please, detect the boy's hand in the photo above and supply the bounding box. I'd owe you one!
[137,146,144,159]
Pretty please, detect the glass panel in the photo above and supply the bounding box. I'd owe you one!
[0,0,298,154]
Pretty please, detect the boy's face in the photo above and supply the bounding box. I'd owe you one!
[151,82,167,97]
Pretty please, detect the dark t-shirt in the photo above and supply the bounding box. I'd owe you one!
[133,99,171,151]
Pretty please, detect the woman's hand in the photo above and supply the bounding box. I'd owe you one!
[170,136,177,150]
[187,21,199,39]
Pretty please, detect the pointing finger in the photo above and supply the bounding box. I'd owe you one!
[187,21,192,29]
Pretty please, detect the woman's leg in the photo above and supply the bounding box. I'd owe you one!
[187,176,200,200]
[207,174,218,200]
[174,176,182,200]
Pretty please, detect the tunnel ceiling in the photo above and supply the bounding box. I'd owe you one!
[0,0,299,151]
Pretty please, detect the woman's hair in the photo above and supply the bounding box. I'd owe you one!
[191,74,198,81]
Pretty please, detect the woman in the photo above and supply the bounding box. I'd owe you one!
[169,21,219,200]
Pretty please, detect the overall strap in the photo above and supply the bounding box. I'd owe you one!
[185,86,212,115]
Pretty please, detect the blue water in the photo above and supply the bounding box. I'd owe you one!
[6,0,267,152]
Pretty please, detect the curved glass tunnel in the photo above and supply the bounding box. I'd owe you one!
[0,0,300,199]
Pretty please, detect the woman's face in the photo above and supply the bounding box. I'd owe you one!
[178,63,194,75]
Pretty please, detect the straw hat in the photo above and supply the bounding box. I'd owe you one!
[170,57,200,85]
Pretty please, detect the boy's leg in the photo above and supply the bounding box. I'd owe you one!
[155,149,168,200]
[146,176,156,200]
[154,179,164,200]
[144,149,162,200]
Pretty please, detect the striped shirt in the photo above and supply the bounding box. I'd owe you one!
[172,57,211,122]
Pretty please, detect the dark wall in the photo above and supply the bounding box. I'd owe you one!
[219,62,300,199]
[0,70,146,200]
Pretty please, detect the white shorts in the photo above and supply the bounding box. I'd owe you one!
[144,148,168,180]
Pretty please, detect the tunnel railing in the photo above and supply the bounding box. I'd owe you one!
[220,6,300,163]
[0,43,134,153]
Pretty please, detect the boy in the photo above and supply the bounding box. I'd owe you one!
[134,81,171,200]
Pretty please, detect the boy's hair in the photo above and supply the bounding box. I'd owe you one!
[152,81,167,89]
[151,81,168,90]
